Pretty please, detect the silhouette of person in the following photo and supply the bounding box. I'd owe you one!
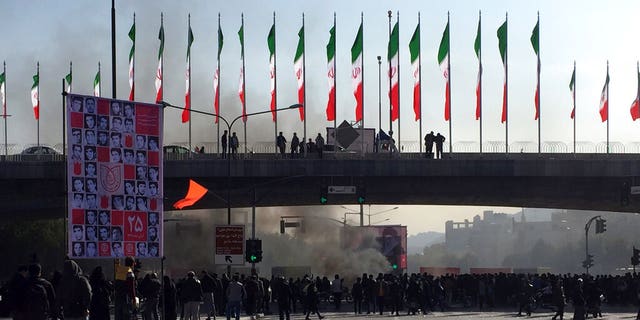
[221,130,228,159]
[434,133,446,159]
[424,131,435,159]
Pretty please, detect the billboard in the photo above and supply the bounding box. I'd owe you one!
[67,94,163,259]
[341,225,408,270]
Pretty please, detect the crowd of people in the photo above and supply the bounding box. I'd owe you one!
[2,258,640,320]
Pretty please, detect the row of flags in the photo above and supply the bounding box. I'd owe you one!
[4,12,640,128]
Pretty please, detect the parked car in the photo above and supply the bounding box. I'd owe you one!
[21,146,60,155]
[163,145,194,155]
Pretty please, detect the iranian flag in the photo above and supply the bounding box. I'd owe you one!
[474,16,482,120]
[388,21,399,122]
[570,65,575,119]
[238,22,246,122]
[351,21,363,122]
[214,18,223,123]
[155,19,164,104]
[294,24,305,121]
[267,22,277,122]
[497,20,508,123]
[31,71,39,120]
[409,22,420,121]
[182,21,194,123]
[93,68,101,97]
[65,66,72,93]
[630,63,640,121]
[128,19,135,101]
[0,70,5,117]
[531,18,540,120]
[438,20,450,121]
[599,67,609,122]
[326,25,336,121]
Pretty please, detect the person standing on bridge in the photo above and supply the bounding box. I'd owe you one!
[221,130,228,159]
[230,132,239,159]
[315,133,325,159]
[435,133,446,159]
[277,132,287,157]
[424,131,435,158]
[291,133,300,158]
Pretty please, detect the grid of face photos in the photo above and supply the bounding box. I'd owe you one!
[67,95,162,259]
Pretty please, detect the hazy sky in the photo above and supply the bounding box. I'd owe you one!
[2,0,640,150]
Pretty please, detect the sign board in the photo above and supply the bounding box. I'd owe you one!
[630,186,640,195]
[328,186,356,194]
[215,225,245,265]
[66,94,163,259]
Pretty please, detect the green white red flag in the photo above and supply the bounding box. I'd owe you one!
[630,63,640,121]
[0,68,5,117]
[531,18,540,120]
[268,22,277,122]
[351,21,363,122]
[31,68,39,120]
[388,21,399,122]
[128,18,135,101]
[497,20,508,123]
[409,23,420,121]
[294,24,305,121]
[182,20,194,123]
[438,20,450,121]
[569,65,575,119]
[93,67,100,97]
[155,16,164,104]
[599,67,609,122]
[326,24,336,121]
[474,16,482,120]
[214,17,223,123]
[65,63,72,93]
[238,21,246,122]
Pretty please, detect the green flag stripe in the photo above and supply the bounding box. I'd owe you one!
[65,73,72,85]
[530,20,539,55]
[294,26,304,61]
[437,22,449,64]
[474,19,481,58]
[158,25,165,59]
[351,23,363,63]
[388,22,399,60]
[94,71,100,85]
[569,69,575,90]
[326,26,335,62]
[129,22,136,60]
[218,25,224,57]
[497,21,507,62]
[409,24,420,62]
[267,24,276,56]
[0,72,5,84]
[32,74,39,88]
[187,26,194,59]
[238,24,244,58]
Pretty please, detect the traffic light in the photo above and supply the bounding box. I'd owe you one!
[632,247,640,266]
[320,187,328,205]
[595,218,607,234]
[357,187,366,204]
[245,239,263,263]
[582,254,594,269]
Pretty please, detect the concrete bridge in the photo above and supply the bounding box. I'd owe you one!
[2,152,640,219]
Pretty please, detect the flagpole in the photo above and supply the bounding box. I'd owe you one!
[606,60,609,154]
[131,13,135,101]
[273,12,278,156]
[537,12,541,154]
[361,12,364,156]
[397,11,401,153]
[302,13,307,148]
[68,61,72,93]
[573,61,576,154]
[505,12,509,154]
[478,11,483,154]
[241,14,247,154]
[111,0,116,99]
[418,12,422,154]
[333,12,337,153]
[388,11,392,137]
[98,62,102,97]
[217,12,221,156]
[447,12,452,156]
[61,78,65,157]
[37,62,40,147]
[188,14,192,153]
[3,61,7,156]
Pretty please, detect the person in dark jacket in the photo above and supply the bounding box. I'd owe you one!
[58,260,91,320]
[351,277,363,315]
[275,276,292,320]
[572,278,586,320]
[181,271,203,320]
[244,275,261,319]
[6,265,28,320]
[89,266,112,320]
[304,282,324,320]
[24,263,57,320]
[140,273,162,320]
[200,271,217,320]
[551,278,565,320]
[162,276,177,320]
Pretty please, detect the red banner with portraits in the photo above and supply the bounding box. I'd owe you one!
[67,94,163,259]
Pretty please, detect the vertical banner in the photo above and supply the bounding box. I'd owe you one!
[67,94,163,259]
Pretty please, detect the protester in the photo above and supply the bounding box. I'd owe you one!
[89,266,112,320]
[181,271,203,320]
[58,260,91,320]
